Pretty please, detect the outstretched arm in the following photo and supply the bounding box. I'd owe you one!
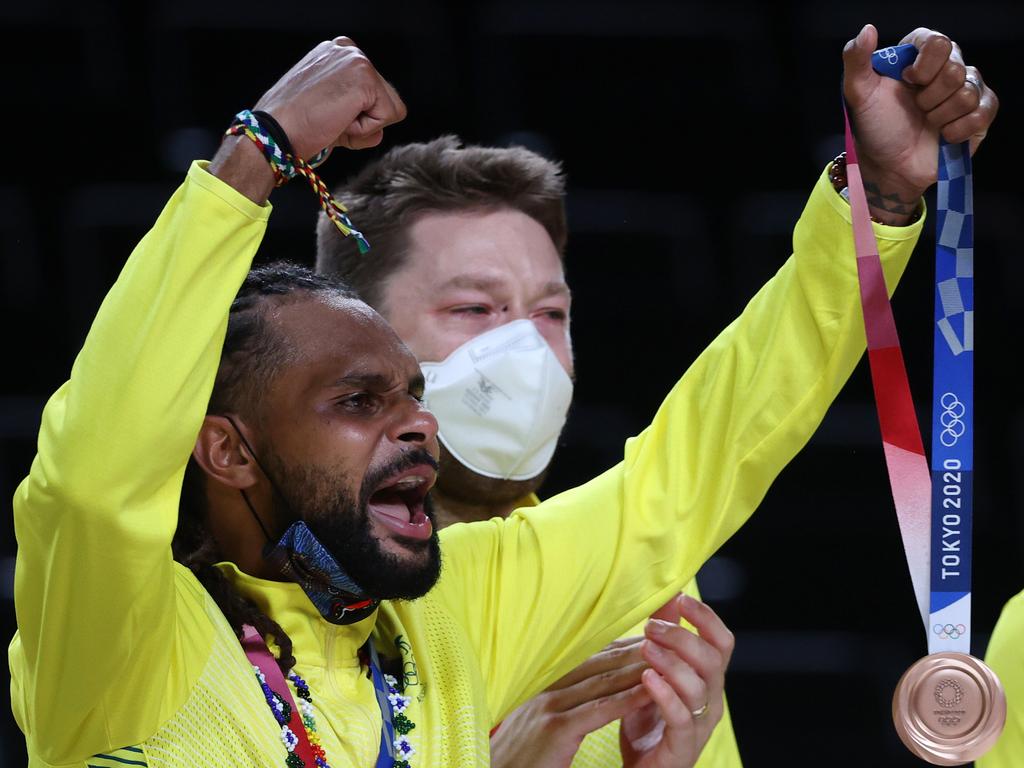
[435,24,997,728]
[9,38,405,764]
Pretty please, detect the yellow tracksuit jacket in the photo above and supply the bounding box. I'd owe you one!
[9,161,921,766]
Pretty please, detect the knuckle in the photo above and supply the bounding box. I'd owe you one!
[539,710,569,735]
[693,676,709,700]
[942,60,966,88]
[988,90,1000,115]
[703,645,725,673]
[959,84,981,109]
[964,111,987,134]
[721,627,736,655]
[541,690,567,712]
[927,31,953,52]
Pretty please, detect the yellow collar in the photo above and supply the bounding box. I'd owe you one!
[217,561,376,670]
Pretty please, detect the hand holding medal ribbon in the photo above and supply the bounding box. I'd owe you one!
[842,28,1002,765]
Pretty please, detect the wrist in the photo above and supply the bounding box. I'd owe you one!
[829,153,923,227]
[208,134,276,204]
[859,162,925,226]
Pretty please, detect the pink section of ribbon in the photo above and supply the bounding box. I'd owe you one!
[881,442,932,625]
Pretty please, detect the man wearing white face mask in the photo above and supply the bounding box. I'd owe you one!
[316,136,743,768]
[419,320,573,483]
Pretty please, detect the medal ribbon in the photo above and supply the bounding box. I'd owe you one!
[243,626,398,767]
[846,44,974,655]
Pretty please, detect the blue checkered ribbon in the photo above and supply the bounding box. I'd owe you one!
[934,142,974,357]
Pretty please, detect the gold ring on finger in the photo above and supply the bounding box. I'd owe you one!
[691,702,710,720]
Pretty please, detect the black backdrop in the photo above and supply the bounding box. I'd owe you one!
[2,1,1022,765]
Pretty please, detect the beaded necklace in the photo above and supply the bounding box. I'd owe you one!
[246,624,418,768]
[384,673,416,766]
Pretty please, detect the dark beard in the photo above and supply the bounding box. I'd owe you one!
[265,448,442,602]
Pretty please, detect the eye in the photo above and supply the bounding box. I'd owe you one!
[337,392,379,413]
[451,305,490,316]
[534,308,568,322]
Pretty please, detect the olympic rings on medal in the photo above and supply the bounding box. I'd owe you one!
[933,623,968,640]
[939,392,966,447]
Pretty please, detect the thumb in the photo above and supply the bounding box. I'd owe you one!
[649,593,684,624]
[843,23,879,105]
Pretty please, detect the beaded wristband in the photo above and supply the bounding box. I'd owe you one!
[226,109,370,254]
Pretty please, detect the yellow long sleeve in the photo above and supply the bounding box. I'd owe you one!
[433,168,924,725]
[10,162,269,764]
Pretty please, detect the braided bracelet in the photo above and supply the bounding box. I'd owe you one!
[226,109,370,254]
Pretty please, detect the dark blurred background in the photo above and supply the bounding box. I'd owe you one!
[1,1,1021,765]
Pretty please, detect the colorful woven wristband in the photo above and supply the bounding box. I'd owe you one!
[226,109,370,254]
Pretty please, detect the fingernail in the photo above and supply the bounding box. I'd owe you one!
[647,619,671,635]
[642,668,666,690]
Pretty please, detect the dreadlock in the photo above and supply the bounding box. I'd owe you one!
[172,261,358,673]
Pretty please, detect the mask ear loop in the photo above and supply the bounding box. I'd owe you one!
[223,414,276,545]
[223,419,377,622]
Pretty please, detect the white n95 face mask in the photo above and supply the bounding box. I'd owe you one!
[420,319,574,481]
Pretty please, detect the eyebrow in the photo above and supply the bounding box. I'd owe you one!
[435,274,571,299]
[330,371,426,392]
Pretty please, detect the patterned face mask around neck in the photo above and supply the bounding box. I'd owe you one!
[261,520,379,624]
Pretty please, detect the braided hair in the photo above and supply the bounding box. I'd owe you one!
[172,261,357,672]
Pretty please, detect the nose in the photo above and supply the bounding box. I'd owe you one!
[390,398,439,447]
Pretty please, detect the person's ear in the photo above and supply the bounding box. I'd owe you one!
[192,415,261,490]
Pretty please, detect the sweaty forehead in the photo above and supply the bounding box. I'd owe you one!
[269,294,418,377]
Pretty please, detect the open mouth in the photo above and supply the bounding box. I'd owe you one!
[367,465,435,541]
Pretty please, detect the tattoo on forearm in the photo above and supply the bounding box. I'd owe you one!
[863,181,916,216]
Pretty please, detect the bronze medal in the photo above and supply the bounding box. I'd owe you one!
[892,652,1006,765]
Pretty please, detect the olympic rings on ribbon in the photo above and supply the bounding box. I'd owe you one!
[879,46,900,65]
[933,623,968,640]
[939,392,966,447]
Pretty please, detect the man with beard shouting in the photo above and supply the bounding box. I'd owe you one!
[313,23,998,768]
[9,26,997,768]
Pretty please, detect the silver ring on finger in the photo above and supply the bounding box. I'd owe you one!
[965,74,982,95]
[691,702,710,720]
